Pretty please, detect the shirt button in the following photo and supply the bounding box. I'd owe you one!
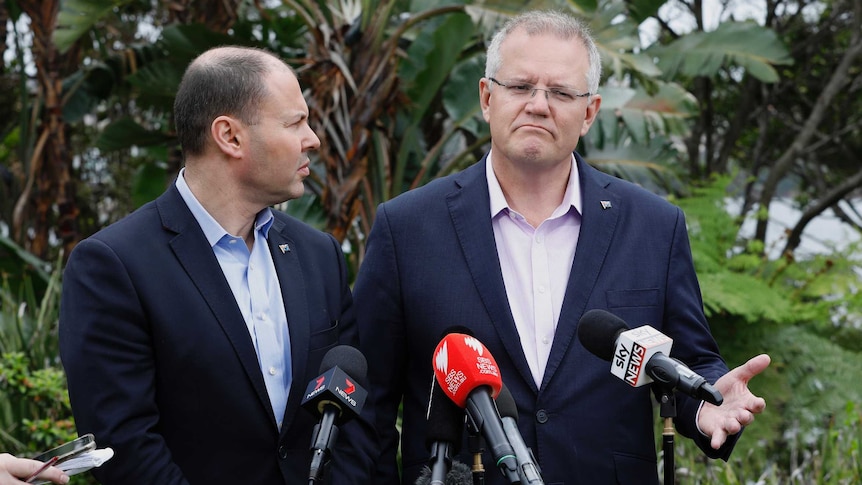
[538,285,546,294]
[536,409,549,424]
[269,366,277,376]
[536,234,543,243]
[542,337,550,345]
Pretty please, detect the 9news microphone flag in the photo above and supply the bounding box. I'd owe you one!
[301,345,368,483]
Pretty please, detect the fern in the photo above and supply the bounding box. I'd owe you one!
[675,175,862,463]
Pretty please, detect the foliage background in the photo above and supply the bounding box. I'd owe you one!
[1,0,861,483]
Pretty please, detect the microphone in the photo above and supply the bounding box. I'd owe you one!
[415,461,474,485]
[423,377,465,484]
[432,333,520,484]
[495,384,544,484]
[301,345,369,482]
[436,327,486,483]
[577,309,723,406]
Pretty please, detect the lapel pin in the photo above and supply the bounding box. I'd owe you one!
[278,243,290,254]
[600,200,612,210]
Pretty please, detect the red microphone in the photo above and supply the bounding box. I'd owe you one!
[432,333,519,484]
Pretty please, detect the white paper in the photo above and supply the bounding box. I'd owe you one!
[57,447,114,476]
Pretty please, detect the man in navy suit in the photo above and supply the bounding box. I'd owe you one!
[353,10,770,484]
[59,46,374,484]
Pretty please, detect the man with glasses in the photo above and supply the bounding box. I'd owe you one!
[354,9,770,484]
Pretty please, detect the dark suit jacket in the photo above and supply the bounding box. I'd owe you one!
[59,184,374,484]
[353,154,736,485]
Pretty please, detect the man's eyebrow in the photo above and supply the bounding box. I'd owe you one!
[284,111,309,124]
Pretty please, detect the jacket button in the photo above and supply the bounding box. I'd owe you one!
[536,409,549,424]
[278,445,288,459]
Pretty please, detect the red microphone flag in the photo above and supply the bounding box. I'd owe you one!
[432,333,503,407]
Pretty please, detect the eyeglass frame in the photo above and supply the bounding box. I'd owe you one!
[487,77,592,103]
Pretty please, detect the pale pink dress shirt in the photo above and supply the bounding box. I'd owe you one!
[486,152,582,387]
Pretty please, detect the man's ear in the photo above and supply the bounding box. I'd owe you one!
[210,115,244,159]
[580,94,602,137]
[479,77,492,123]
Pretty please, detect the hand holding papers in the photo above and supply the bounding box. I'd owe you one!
[28,435,113,484]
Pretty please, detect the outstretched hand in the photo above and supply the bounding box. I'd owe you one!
[698,353,771,449]
[0,453,69,485]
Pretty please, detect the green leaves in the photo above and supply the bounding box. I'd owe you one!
[594,82,697,145]
[400,12,476,125]
[53,0,133,53]
[96,118,172,152]
[650,21,794,83]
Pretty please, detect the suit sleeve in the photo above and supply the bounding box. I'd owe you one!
[324,231,380,484]
[59,238,189,485]
[352,205,406,484]
[663,208,738,459]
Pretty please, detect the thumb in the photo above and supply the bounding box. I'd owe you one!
[730,353,771,383]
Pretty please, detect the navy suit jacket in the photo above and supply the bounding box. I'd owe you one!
[59,184,375,484]
[353,154,736,485]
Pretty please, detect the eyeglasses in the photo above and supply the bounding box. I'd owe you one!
[488,78,591,104]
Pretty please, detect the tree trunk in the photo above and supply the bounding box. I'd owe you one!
[12,0,78,259]
[753,5,862,247]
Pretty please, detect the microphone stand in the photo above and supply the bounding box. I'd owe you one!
[657,385,676,485]
[467,423,485,485]
[428,442,453,484]
[308,405,339,484]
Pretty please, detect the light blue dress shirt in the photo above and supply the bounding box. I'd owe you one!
[175,169,292,430]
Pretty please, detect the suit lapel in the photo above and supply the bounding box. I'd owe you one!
[540,156,620,390]
[448,159,538,393]
[157,187,274,422]
[266,218,310,436]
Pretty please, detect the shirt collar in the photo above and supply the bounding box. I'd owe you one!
[486,151,582,219]
[175,168,274,248]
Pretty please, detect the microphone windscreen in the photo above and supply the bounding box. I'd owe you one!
[440,325,474,339]
[577,309,629,361]
[433,333,503,407]
[414,465,432,485]
[494,383,517,421]
[413,461,472,485]
[320,345,368,387]
[447,461,474,485]
[425,380,465,453]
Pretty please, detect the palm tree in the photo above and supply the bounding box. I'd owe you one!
[9,0,79,260]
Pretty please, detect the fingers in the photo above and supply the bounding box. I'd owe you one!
[734,354,771,382]
[710,411,750,449]
[736,408,755,427]
[710,428,728,450]
[0,454,69,485]
[35,466,70,484]
[749,395,767,413]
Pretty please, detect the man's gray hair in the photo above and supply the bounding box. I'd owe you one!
[485,10,602,94]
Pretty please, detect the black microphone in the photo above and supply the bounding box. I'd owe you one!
[423,377,465,484]
[577,309,723,406]
[301,345,369,482]
[495,384,544,484]
[415,461,474,485]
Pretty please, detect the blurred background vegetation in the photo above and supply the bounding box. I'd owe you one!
[1,0,861,482]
